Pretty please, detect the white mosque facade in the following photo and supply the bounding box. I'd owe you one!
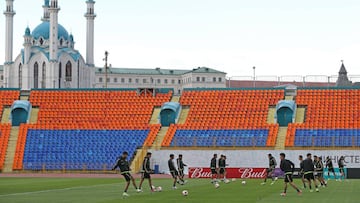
[3,0,96,89]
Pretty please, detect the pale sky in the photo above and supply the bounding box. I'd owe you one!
[1,0,360,79]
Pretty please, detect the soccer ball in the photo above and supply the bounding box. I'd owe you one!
[182,190,188,196]
[214,183,220,188]
[157,186,162,192]
[224,179,230,184]
[241,180,246,185]
[231,178,237,182]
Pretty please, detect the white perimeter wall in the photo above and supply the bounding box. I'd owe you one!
[148,150,360,174]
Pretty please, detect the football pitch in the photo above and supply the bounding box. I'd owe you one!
[0,177,359,203]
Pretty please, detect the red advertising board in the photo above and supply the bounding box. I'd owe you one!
[188,167,267,179]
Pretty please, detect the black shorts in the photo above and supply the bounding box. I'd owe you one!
[315,172,323,178]
[328,168,335,173]
[219,168,226,175]
[304,173,315,181]
[170,171,179,178]
[339,167,344,173]
[141,172,151,179]
[122,172,132,182]
[284,174,293,183]
[211,169,217,175]
[178,169,184,177]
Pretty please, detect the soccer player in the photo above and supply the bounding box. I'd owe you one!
[169,154,184,189]
[299,155,307,189]
[338,156,346,181]
[325,156,337,180]
[314,156,327,187]
[112,151,141,197]
[262,153,277,185]
[210,154,218,183]
[279,153,302,196]
[303,153,319,192]
[176,154,187,181]
[138,152,155,192]
[218,155,226,181]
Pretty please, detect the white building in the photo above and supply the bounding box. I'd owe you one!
[1,0,227,92]
[2,0,96,89]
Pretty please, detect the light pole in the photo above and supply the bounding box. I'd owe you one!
[253,66,256,88]
[103,51,109,88]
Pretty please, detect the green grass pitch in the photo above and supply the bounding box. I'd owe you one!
[0,177,359,203]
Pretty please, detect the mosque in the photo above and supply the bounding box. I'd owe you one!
[2,0,96,89]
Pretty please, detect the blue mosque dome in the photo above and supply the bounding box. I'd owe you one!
[32,21,69,40]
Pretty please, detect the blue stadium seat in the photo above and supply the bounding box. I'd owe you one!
[170,129,269,147]
[23,129,149,170]
[294,129,360,147]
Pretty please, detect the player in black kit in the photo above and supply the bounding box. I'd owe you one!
[303,153,319,192]
[169,154,184,189]
[325,156,337,180]
[299,155,307,189]
[314,156,326,187]
[112,151,141,197]
[138,152,155,192]
[210,154,218,183]
[218,155,228,181]
[176,154,187,181]
[338,156,346,181]
[279,153,302,197]
[262,153,277,185]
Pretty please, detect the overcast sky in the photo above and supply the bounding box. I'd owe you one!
[1,0,360,79]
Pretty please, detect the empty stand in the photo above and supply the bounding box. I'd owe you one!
[286,89,360,147]
[162,89,284,147]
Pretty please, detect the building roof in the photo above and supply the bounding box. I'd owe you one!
[95,67,226,75]
[32,21,70,40]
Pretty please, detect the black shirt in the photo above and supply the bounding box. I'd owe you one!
[176,158,187,170]
[168,159,177,172]
[299,160,305,172]
[141,157,151,173]
[338,158,345,168]
[303,158,315,173]
[315,160,324,172]
[280,159,295,174]
[210,158,217,169]
[269,156,277,169]
[326,158,333,169]
[218,159,226,168]
[112,156,130,173]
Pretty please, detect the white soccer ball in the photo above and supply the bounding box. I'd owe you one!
[231,178,237,182]
[241,180,246,185]
[215,183,220,188]
[224,179,230,184]
[157,186,162,192]
[182,190,188,196]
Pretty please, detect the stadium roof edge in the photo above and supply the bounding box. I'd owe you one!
[183,87,286,91]
[297,86,360,90]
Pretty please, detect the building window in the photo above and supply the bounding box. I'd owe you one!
[135,78,139,84]
[157,79,161,84]
[202,77,205,82]
[178,80,181,84]
[34,62,39,89]
[196,77,200,82]
[178,89,181,94]
[164,79,168,84]
[171,79,175,84]
[65,61,72,81]
[129,78,132,83]
[143,78,147,84]
[18,64,22,88]
[114,78,118,83]
[106,78,110,83]
[121,78,125,83]
[218,77,222,82]
[42,62,46,88]
[1,75,3,80]
[59,62,62,87]
[99,77,103,82]
[213,77,216,82]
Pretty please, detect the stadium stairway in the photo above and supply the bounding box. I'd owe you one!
[267,107,276,124]
[171,96,180,102]
[177,106,190,124]
[1,107,11,124]
[29,108,39,124]
[130,148,148,173]
[149,107,161,124]
[2,127,19,172]
[295,107,306,123]
[151,127,169,150]
[274,127,287,150]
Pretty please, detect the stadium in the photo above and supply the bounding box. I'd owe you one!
[1,0,360,203]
